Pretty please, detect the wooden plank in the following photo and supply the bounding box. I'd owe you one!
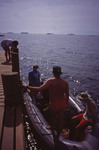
[0,51,25,150]
[0,95,5,99]
[0,94,4,97]
[0,103,4,107]
[0,52,14,150]
[16,105,25,150]
[0,90,4,94]
[1,107,14,150]
[0,106,4,140]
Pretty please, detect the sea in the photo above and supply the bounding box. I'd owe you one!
[0,33,99,149]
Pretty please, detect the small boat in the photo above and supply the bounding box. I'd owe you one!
[23,92,99,150]
[0,34,5,37]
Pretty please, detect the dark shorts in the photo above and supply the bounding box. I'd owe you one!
[2,46,9,51]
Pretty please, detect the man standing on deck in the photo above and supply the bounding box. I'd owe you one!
[1,39,18,62]
[25,66,69,140]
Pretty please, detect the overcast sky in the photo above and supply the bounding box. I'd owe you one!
[0,0,99,35]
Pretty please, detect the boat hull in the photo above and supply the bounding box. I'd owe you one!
[23,93,99,150]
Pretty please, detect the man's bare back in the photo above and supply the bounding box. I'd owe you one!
[29,77,69,103]
[47,77,69,102]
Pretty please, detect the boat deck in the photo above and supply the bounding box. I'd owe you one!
[0,51,25,150]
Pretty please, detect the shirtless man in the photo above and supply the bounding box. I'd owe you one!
[25,66,69,140]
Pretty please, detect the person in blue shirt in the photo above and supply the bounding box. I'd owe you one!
[28,64,40,87]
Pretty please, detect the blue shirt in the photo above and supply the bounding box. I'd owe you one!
[28,70,40,87]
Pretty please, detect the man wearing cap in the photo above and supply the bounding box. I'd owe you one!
[26,66,69,140]
[28,65,40,87]
[72,92,96,141]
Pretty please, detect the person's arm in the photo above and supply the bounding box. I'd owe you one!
[38,72,40,86]
[90,103,96,129]
[27,79,51,92]
[65,82,69,104]
[38,77,40,86]
[79,109,85,114]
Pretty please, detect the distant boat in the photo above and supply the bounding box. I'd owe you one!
[46,33,54,35]
[67,34,75,35]
[21,32,29,34]
[0,34,5,37]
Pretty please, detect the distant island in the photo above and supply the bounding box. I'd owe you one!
[7,32,14,34]
[46,33,54,35]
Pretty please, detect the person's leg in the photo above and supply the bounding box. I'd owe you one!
[56,110,65,139]
[8,48,11,60]
[3,47,8,61]
[73,118,89,141]
[72,113,83,126]
[5,51,8,61]
[49,108,56,131]
[71,114,83,140]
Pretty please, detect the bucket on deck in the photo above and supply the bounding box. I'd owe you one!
[61,128,70,139]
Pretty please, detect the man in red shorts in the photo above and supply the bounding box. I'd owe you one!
[25,66,69,140]
[72,92,96,141]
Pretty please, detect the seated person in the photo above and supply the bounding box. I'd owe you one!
[71,92,96,141]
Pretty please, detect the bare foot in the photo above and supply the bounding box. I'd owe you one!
[46,125,51,130]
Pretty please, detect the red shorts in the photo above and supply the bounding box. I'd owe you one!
[49,99,66,112]
[73,113,90,128]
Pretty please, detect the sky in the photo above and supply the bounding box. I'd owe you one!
[0,0,99,35]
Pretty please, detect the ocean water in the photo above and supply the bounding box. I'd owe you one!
[0,33,99,149]
[0,33,99,101]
